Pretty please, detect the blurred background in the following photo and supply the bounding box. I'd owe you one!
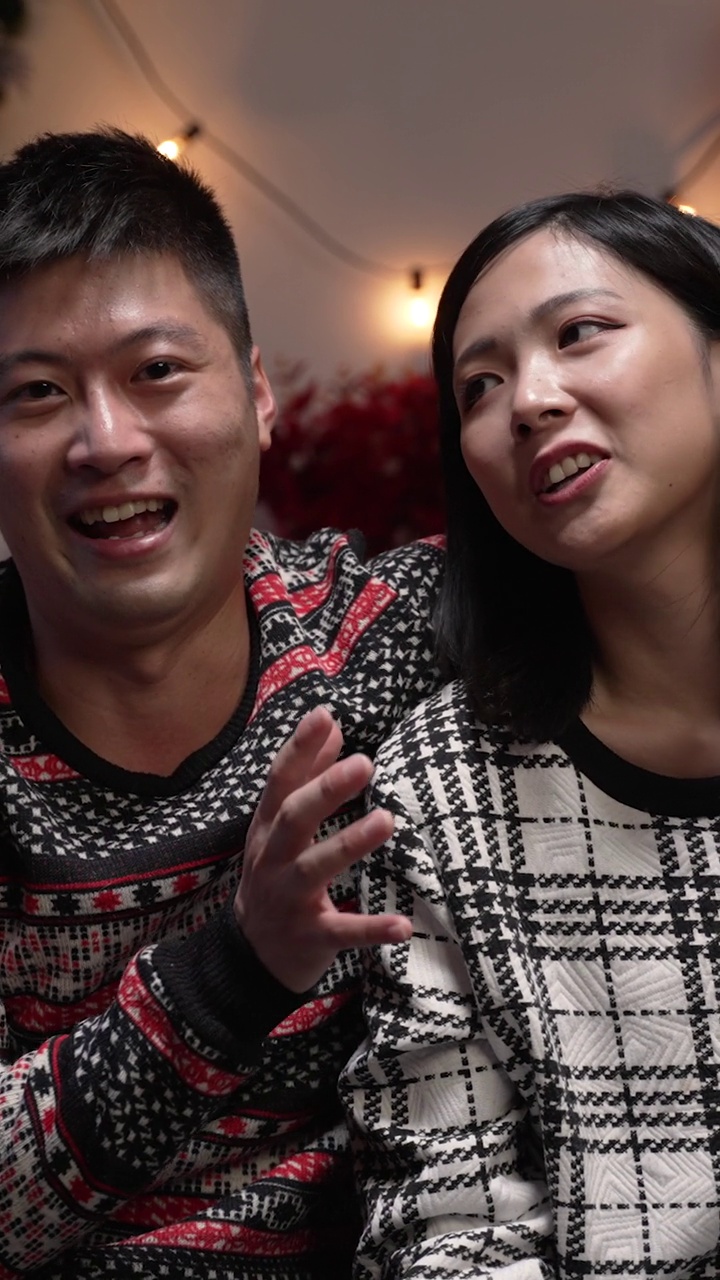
[1,0,720,548]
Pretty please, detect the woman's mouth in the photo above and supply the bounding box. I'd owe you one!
[538,451,604,495]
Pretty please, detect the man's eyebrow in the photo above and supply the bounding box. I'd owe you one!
[453,288,624,375]
[0,324,210,380]
[0,349,72,380]
[113,323,209,352]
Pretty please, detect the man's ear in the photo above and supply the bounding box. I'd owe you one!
[250,346,276,452]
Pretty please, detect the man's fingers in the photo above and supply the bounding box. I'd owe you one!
[267,760,381,866]
[319,911,413,950]
[287,808,394,887]
[254,707,343,820]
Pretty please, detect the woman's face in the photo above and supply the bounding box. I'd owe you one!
[453,228,720,576]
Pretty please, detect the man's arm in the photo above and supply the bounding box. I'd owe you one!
[0,708,398,1275]
[0,909,288,1274]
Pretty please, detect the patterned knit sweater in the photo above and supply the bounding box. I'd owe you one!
[346,680,720,1279]
[0,527,443,1279]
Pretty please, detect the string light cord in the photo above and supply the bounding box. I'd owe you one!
[665,130,720,204]
[93,0,447,279]
[664,109,720,204]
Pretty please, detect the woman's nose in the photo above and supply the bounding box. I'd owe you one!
[510,354,575,440]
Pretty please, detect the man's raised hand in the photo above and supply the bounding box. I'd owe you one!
[234,706,411,992]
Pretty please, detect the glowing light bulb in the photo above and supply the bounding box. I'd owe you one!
[156,124,201,163]
[157,138,181,160]
[667,193,698,216]
[406,267,432,333]
[408,294,432,328]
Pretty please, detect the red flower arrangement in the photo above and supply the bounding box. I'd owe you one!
[259,365,445,555]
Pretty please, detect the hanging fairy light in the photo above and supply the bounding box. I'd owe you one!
[407,268,432,330]
[97,0,452,348]
[157,122,201,162]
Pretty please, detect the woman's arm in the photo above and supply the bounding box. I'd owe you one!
[344,761,555,1278]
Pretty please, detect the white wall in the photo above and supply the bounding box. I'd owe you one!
[1,0,720,381]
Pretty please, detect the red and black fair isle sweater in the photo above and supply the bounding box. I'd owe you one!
[0,527,443,1280]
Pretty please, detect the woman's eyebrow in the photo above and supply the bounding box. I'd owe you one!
[454,288,624,375]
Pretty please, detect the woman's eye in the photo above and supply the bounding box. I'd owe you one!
[559,320,618,348]
[460,372,502,412]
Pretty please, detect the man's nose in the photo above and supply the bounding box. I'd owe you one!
[65,389,153,473]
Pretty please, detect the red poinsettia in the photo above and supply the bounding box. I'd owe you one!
[259,366,445,555]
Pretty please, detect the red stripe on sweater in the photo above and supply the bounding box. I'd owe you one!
[269,988,355,1037]
[249,541,345,618]
[263,1148,337,1182]
[253,579,395,713]
[10,754,80,782]
[117,955,246,1096]
[0,848,232,895]
[126,1220,318,1254]
[6,984,118,1034]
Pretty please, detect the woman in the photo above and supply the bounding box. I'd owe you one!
[344,192,720,1279]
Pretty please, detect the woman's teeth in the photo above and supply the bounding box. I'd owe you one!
[542,452,602,492]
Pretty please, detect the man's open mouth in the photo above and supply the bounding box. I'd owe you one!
[69,498,177,540]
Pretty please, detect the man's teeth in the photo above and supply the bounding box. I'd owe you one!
[543,452,601,491]
[78,498,165,526]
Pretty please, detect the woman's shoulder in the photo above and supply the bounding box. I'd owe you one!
[374,679,537,777]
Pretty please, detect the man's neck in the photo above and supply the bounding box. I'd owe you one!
[28,590,253,777]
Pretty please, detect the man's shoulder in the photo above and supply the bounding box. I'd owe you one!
[366,534,445,599]
[247,526,443,583]
[245,527,444,623]
[244,529,445,740]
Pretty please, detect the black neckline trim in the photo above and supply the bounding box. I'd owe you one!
[0,563,260,797]
[556,717,720,818]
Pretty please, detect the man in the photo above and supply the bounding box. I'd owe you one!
[0,129,443,1277]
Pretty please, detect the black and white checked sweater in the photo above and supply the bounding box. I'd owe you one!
[0,527,443,1279]
[346,680,720,1279]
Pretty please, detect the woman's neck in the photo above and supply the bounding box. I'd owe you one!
[578,548,720,776]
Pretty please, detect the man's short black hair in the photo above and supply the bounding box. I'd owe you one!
[0,127,253,378]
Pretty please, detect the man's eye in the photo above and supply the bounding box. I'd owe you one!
[5,380,62,404]
[138,360,177,381]
[459,372,502,413]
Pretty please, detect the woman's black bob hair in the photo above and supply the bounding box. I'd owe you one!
[432,191,720,741]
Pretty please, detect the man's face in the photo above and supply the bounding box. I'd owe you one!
[0,253,275,653]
